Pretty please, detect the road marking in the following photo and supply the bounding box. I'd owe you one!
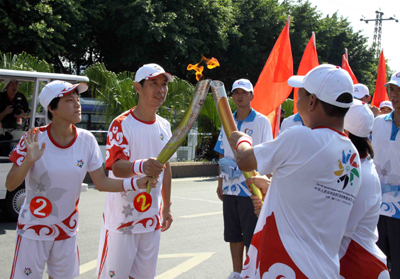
[79,252,215,278]
[172,176,217,182]
[156,252,215,279]
[179,211,222,219]
[172,196,221,204]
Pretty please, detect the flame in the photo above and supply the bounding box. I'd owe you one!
[187,55,220,81]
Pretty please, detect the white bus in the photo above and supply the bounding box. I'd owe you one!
[0,69,89,221]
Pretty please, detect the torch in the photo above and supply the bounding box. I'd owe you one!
[210,80,264,201]
[146,79,211,193]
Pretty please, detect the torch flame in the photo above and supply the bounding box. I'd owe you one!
[187,55,220,81]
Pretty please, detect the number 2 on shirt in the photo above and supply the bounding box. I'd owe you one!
[30,196,52,218]
[134,193,152,212]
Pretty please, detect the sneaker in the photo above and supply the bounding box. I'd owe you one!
[227,272,241,279]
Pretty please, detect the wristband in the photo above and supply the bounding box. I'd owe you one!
[123,177,138,192]
[132,159,145,175]
[236,135,253,152]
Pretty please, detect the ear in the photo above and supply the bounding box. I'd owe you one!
[367,95,371,103]
[308,94,318,111]
[134,82,142,95]
[344,130,350,136]
[250,93,254,101]
[47,105,56,116]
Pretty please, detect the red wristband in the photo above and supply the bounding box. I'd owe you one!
[132,159,145,175]
[236,135,253,152]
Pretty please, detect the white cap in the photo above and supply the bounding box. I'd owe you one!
[232,79,254,93]
[39,80,88,108]
[384,71,400,88]
[1,79,20,91]
[353,83,369,99]
[344,99,374,138]
[134,63,174,82]
[288,64,354,108]
[379,100,393,110]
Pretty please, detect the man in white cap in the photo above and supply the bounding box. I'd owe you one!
[372,70,400,278]
[230,64,361,278]
[339,99,389,278]
[214,78,273,279]
[97,63,175,279]
[0,79,30,129]
[379,100,393,115]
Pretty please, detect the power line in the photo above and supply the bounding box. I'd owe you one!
[360,10,398,57]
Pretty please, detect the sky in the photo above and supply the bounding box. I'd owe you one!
[306,0,399,72]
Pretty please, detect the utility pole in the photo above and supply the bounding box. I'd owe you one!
[360,10,398,57]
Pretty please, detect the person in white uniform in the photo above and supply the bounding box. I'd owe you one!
[230,64,361,278]
[214,79,272,279]
[339,99,389,278]
[97,63,174,279]
[6,80,157,279]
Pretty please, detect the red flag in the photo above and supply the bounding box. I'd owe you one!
[342,54,358,84]
[371,50,389,107]
[252,16,293,138]
[293,32,319,114]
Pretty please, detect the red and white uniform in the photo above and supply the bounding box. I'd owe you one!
[102,109,172,234]
[339,157,389,278]
[9,124,103,241]
[241,126,361,279]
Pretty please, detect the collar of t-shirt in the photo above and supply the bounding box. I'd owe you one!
[384,110,400,141]
[233,108,257,130]
[293,113,304,126]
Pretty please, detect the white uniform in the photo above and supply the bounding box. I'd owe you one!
[97,109,172,279]
[9,125,103,279]
[241,126,361,279]
[339,157,389,278]
[279,113,303,135]
[372,112,400,218]
[214,109,273,196]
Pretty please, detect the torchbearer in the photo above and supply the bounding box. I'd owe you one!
[231,64,361,278]
[97,63,174,279]
[213,79,272,279]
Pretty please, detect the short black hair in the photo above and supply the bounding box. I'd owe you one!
[319,93,352,118]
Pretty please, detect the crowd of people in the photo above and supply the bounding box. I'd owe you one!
[4,63,400,279]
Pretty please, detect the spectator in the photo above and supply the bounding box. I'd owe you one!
[379,101,393,115]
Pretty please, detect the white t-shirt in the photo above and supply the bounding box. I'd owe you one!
[103,109,172,234]
[10,125,103,241]
[339,157,389,278]
[371,112,400,219]
[214,109,273,197]
[279,113,304,135]
[241,126,361,279]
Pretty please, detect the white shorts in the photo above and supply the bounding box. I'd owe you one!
[97,227,161,279]
[10,233,79,279]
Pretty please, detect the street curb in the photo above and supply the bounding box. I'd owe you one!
[83,162,219,184]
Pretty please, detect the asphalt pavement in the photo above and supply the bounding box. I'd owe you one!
[0,177,238,279]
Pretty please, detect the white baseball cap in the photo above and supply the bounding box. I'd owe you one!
[379,100,393,110]
[353,83,370,99]
[1,79,20,91]
[232,79,254,93]
[288,64,354,108]
[384,71,400,87]
[39,80,88,108]
[344,99,374,138]
[134,63,173,82]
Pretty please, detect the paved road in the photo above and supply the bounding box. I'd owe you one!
[0,177,238,279]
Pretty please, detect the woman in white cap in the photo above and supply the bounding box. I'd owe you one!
[6,80,157,279]
[339,99,389,278]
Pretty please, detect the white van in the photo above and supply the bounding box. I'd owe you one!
[0,69,89,221]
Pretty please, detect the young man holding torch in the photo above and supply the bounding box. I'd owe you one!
[231,65,361,278]
[214,79,272,279]
[97,64,174,279]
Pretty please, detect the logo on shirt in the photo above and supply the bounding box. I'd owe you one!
[108,270,116,278]
[160,133,164,141]
[23,267,32,276]
[77,159,84,168]
[244,128,253,135]
[334,150,360,189]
